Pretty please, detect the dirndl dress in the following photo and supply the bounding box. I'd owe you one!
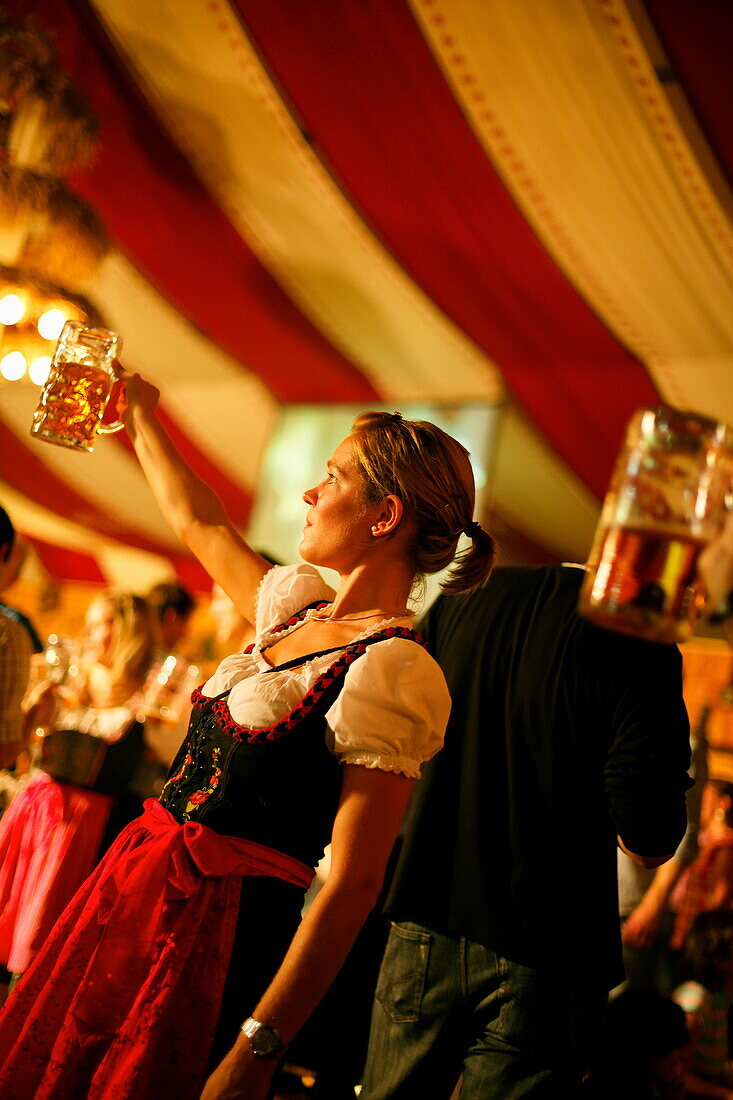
[0,618,423,1099]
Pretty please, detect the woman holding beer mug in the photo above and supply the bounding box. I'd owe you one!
[0,591,156,983]
[0,371,494,1100]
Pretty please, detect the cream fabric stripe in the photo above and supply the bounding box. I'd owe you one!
[490,407,600,563]
[88,0,501,404]
[0,480,176,591]
[93,255,278,494]
[412,0,733,421]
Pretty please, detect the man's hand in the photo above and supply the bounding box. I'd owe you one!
[699,511,733,611]
[622,893,663,948]
[23,679,59,729]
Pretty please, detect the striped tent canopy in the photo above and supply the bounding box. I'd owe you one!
[1,0,732,592]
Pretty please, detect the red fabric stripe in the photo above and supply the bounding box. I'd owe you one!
[6,0,376,404]
[114,408,252,530]
[0,416,170,554]
[25,535,107,584]
[644,0,733,189]
[236,0,661,498]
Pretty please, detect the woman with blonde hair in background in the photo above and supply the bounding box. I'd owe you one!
[0,371,494,1100]
[0,591,156,984]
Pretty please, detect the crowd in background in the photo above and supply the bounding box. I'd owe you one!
[0,523,228,996]
[587,685,733,1100]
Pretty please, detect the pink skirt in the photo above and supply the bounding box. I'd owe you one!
[0,772,113,972]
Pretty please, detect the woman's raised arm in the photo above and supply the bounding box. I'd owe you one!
[121,372,270,624]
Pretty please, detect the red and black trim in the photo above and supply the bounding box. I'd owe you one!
[190,621,424,746]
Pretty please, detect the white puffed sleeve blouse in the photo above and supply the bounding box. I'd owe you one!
[202,564,450,779]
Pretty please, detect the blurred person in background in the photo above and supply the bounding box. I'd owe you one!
[0,535,42,658]
[0,591,156,982]
[207,580,252,661]
[669,780,733,955]
[673,910,733,1099]
[136,581,198,793]
[583,988,690,1100]
[146,580,196,655]
[0,508,33,772]
[0,748,37,823]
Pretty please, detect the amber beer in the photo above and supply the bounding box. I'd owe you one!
[579,524,706,644]
[30,321,123,452]
[31,361,116,452]
[579,407,733,644]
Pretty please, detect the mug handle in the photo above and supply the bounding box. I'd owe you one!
[97,419,124,435]
[98,363,125,434]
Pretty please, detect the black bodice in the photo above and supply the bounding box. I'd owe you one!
[159,685,343,868]
[158,623,424,868]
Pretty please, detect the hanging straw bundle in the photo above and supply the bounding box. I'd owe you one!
[0,165,111,286]
[21,176,112,288]
[0,13,100,173]
[0,13,55,100]
[0,163,52,265]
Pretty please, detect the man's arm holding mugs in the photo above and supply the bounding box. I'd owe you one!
[699,511,733,618]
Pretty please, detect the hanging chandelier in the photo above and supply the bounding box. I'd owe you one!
[0,12,110,386]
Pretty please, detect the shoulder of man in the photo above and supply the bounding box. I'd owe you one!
[0,607,33,651]
[0,602,43,652]
[420,563,582,645]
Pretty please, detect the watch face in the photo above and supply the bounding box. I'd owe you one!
[250,1026,283,1058]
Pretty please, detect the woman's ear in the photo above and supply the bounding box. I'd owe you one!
[370,495,404,538]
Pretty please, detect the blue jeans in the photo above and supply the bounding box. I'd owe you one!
[360,921,606,1099]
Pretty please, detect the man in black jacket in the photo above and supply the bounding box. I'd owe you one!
[361,564,691,1099]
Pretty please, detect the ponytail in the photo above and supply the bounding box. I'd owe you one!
[441,521,496,595]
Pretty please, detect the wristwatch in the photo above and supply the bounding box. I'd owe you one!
[240,1017,285,1059]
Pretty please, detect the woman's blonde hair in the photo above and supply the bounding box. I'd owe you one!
[94,592,157,687]
[351,412,496,594]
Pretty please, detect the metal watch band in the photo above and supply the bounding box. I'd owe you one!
[240,1016,285,1059]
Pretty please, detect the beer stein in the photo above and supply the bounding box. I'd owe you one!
[579,407,733,644]
[139,655,201,726]
[42,634,79,687]
[30,321,123,452]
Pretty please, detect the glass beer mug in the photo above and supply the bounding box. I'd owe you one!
[139,655,201,726]
[579,407,733,644]
[30,321,124,452]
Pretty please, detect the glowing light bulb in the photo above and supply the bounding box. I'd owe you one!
[29,355,52,386]
[0,294,25,326]
[0,351,27,381]
[37,309,67,341]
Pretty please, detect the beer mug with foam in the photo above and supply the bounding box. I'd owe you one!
[30,321,123,452]
[579,407,733,644]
